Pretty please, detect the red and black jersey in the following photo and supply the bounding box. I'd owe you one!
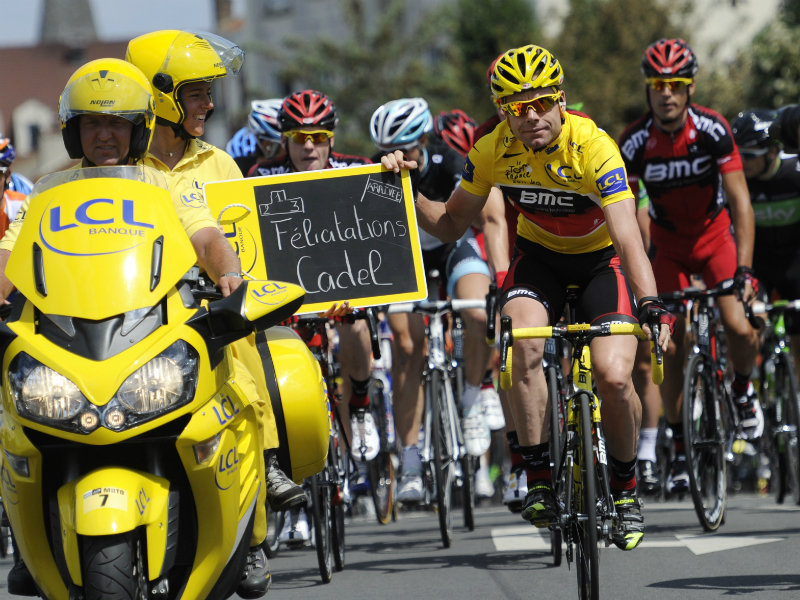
[618,104,743,237]
[247,151,372,177]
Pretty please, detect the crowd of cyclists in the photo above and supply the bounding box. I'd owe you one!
[1,27,800,597]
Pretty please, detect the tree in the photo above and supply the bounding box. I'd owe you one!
[547,0,687,139]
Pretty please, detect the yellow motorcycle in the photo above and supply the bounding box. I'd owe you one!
[0,166,329,599]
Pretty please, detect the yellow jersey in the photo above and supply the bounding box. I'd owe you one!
[461,112,633,254]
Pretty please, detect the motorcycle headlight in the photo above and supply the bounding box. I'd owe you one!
[11,358,86,421]
[116,341,196,413]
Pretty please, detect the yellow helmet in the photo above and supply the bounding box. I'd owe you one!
[490,44,564,104]
[58,58,156,160]
[125,30,244,126]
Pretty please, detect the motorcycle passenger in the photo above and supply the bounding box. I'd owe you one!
[126,30,317,597]
[369,97,502,503]
[226,98,286,177]
[618,38,762,498]
[382,44,674,551]
[248,89,377,544]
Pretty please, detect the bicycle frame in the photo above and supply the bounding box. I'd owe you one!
[498,318,660,600]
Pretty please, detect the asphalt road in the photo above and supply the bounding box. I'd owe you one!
[1,492,797,599]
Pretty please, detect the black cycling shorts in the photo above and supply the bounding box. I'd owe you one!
[500,237,637,326]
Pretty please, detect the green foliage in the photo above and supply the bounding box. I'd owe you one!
[547,0,685,139]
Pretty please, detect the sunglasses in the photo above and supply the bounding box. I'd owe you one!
[739,147,769,159]
[286,130,334,144]
[500,92,561,117]
[646,77,693,92]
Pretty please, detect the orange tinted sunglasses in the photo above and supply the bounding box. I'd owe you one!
[287,130,334,144]
[500,92,561,117]
[646,77,693,92]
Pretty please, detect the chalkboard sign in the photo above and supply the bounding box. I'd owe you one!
[204,164,427,314]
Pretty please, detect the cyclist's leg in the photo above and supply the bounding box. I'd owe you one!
[337,319,380,460]
[500,241,562,524]
[447,235,495,455]
[389,310,427,502]
[649,231,694,492]
[633,338,663,493]
[705,231,762,439]
[581,250,643,550]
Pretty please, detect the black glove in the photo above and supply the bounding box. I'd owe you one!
[637,296,676,335]
[734,265,759,297]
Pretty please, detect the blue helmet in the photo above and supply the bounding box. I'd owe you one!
[248,99,282,141]
[225,126,258,158]
[369,98,433,151]
[0,138,16,165]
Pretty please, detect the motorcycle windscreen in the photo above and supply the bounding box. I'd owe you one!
[7,167,197,320]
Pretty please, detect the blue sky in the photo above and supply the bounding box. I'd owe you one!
[4,0,214,47]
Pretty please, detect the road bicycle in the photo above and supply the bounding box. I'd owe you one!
[386,294,491,547]
[752,298,800,505]
[660,279,760,531]
[498,316,662,600]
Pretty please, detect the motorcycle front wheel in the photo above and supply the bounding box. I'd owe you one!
[82,532,147,600]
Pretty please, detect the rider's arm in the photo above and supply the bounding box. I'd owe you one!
[477,187,510,277]
[604,197,658,301]
[190,226,243,297]
[382,150,487,243]
[722,169,755,268]
[0,249,11,302]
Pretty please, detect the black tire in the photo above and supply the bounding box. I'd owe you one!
[546,365,565,566]
[547,365,566,489]
[310,474,332,583]
[82,533,147,600]
[574,391,599,600]
[430,370,454,548]
[460,453,476,531]
[369,382,397,524]
[327,434,346,572]
[264,504,282,558]
[775,352,800,505]
[683,353,727,531]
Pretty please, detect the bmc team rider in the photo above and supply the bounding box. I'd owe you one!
[618,38,762,497]
[383,44,673,551]
[369,97,503,503]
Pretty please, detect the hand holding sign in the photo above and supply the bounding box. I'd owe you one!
[204,164,426,314]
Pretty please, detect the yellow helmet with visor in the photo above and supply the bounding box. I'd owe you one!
[125,30,244,127]
[490,44,564,105]
[58,58,155,160]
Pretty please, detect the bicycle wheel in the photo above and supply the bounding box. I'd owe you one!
[546,365,564,566]
[574,391,599,600]
[775,352,800,505]
[264,504,282,558]
[328,436,346,571]
[683,353,727,531]
[369,380,397,524]
[430,369,455,548]
[310,473,332,583]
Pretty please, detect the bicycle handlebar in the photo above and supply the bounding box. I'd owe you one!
[497,316,664,390]
[660,278,764,330]
[751,299,800,316]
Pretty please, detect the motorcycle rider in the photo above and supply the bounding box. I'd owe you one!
[0,53,275,598]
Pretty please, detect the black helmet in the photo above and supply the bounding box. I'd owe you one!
[731,109,777,149]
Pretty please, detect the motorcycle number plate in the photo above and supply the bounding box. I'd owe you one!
[83,487,128,513]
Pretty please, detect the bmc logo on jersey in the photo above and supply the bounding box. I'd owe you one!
[643,156,712,183]
[596,167,628,198]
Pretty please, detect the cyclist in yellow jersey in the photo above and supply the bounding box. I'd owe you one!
[383,44,674,551]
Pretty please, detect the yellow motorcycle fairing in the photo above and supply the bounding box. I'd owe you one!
[6,166,197,320]
[0,166,307,600]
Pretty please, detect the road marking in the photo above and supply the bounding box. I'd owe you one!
[491,526,785,554]
[675,533,785,555]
